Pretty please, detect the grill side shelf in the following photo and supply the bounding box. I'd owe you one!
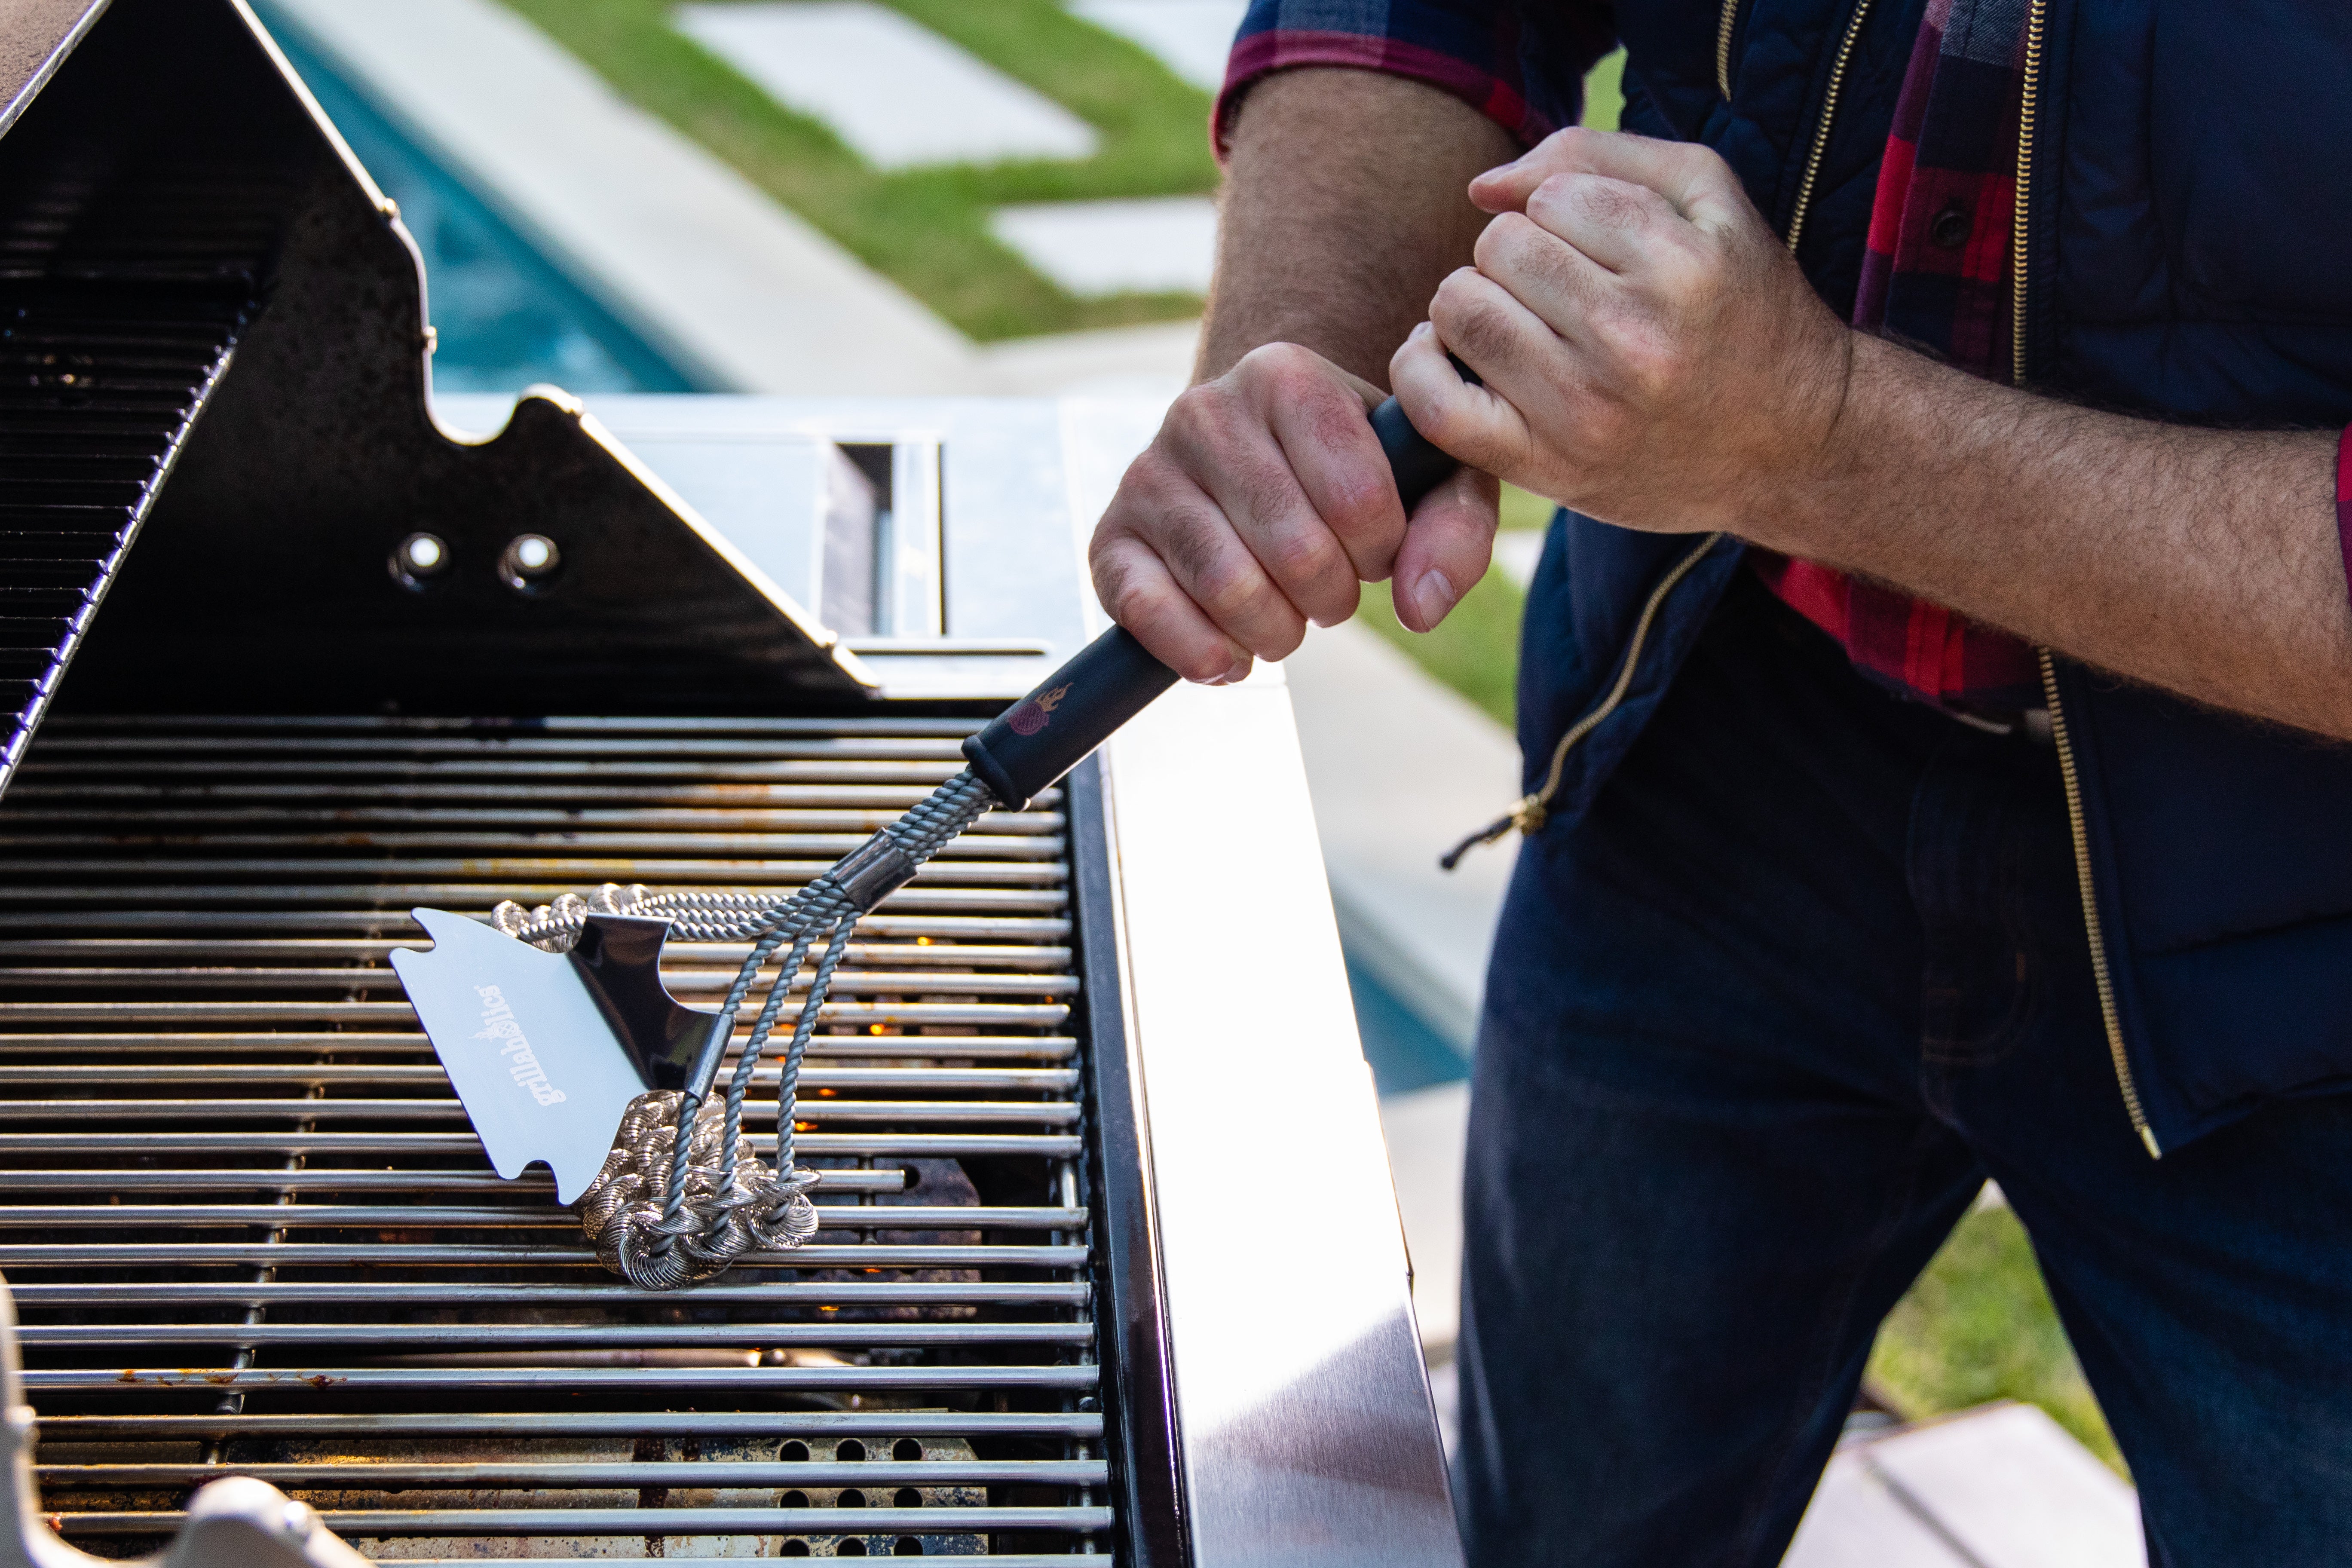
[1068,758,1191,1568]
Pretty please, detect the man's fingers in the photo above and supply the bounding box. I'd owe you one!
[1472,211,1615,343]
[1160,346,1392,628]
[1170,412,1359,631]
[1470,127,1744,233]
[1390,465,1501,632]
[1085,339,1459,674]
[1091,435,1301,674]
[1264,371,1412,590]
[1144,481,1311,662]
[1090,524,1253,684]
[1406,285,1549,479]
[1520,172,1694,275]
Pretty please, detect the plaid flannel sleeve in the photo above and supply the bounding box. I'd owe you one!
[1215,0,1616,158]
[2339,428,2352,605]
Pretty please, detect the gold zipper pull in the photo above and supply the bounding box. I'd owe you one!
[1440,795,1547,871]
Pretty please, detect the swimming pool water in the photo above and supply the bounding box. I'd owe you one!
[256,6,694,394]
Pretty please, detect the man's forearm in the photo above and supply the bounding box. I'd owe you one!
[1760,336,2352,738]
[1202,68,1516,384]
[1082,68,1516,680]
[1388,128,2352,741]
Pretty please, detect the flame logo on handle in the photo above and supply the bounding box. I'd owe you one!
[1007,682,1072,737]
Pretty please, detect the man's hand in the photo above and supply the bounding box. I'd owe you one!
[1087,67,1513,684]
[1390,126,1853,537]
[1090,343,1501,683]
[1392,128,2352,741]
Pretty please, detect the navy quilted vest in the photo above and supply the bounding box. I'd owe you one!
[1519,0,2352,1152]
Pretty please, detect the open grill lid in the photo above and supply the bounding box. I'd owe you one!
[0,0,872,795]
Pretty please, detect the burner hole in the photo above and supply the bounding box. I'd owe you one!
[892,1488,921,1509]
[838,1540,867,1556]
[780,1541,809,1556]
[894,1540,924,1556]
[835,1439,867,1462]
[837,1488,866,1508]
[891,1439,923,1462]
[780,1491,808,1509]
[498,533,562,593]
[389,532,450,591]
[779,1441,811,1462]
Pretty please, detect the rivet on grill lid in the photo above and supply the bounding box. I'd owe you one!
[498,533,562,593]
[389,532,449,591]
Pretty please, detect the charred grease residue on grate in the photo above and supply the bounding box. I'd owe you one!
[0,713,1111,1562]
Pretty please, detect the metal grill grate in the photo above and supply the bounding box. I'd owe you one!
[0,713,1112,1562]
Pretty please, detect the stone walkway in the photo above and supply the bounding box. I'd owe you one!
[676,2,1099,169]
[1786,1404,2143,1568]
[990,195,1220,297]
[260,0,988,395]
[264,0,1222,399]
[672,0,1232,305]
[1069,0,1250,92]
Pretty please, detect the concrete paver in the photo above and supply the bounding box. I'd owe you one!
[677,2,1099,170]
[980,318,1200,399]
[1069,0,1250,92]
[1787,1404,2143,1568]
[990,196,1220,297]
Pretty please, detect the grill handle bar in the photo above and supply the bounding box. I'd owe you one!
[963,364,1475,811]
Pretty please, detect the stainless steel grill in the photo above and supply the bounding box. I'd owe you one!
[0,3,1460,1561]
[0,712,1112,1563]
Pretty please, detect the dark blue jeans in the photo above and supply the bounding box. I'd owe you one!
[1457,575,2352,1565]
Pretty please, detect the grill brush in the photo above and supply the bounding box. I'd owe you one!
[392,382,1468,1289]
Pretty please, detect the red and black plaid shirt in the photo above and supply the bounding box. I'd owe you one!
[1220,0,2352,704]
[1749,0,2043,710]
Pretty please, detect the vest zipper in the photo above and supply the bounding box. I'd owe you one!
[1442,532,1724,868]
[1446,0,1879,870]
[2038,654,2157,1157]
[2008,1,2156,1156]
[1716,0,1747,99]
[1785,0,1877,254]
[2008,0,2043,390]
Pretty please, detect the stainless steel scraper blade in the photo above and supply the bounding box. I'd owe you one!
[389,909,657,1204]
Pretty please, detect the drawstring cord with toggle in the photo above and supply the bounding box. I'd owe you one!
[1440,795,1549,871]
[1438,533,1727,873]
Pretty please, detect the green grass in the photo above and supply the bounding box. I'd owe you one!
[1356,559,1528,729]
[1351,486,1552,729]
[1582,48,1626,131]
[494,0,1218,340]
[1499,483,1556,533]
[495,9,1626,340]
[1868,1204,2124,1474]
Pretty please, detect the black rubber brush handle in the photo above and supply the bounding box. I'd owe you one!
[963,361,1475,809]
